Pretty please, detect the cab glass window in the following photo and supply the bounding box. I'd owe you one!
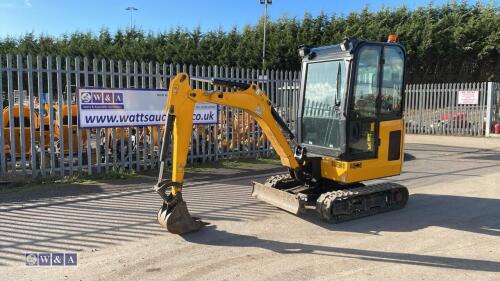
[352,46,381,118]
[301,60,346,149]
[381,46,404,116]
[348,45,381,158]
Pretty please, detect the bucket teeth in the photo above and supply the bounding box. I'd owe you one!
[157,202,170,228]
[157,196,207,234]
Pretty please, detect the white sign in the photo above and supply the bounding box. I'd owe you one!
[458,90,479,105]
[77,88,217,128]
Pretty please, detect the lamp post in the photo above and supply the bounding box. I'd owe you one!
[126,6,138,31]
[260,0,271,70]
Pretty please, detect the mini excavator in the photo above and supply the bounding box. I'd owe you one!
[154,36,409,234]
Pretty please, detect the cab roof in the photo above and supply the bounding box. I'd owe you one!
[303,38,405,62]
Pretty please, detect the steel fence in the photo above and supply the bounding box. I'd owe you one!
[404,82,499,136]
[1,53,498,180]
[0,54,299,179]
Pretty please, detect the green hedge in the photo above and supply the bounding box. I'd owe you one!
[1,2,498,83]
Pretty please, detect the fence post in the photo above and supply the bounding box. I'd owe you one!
[7,54,16,174]
[75,57,83,176]
[65,57,74,175]
[27,55,37,179]
[56,56,65,176]
[0,55,5,177]
[485,82,493,137]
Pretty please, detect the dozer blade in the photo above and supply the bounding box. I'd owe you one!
[157,199,206,234]
[251,181,304,214]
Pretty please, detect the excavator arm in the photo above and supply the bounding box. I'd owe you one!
[155,73,299,234]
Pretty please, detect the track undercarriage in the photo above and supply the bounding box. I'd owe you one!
[252,174,409,222]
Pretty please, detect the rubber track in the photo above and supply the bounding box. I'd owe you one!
[265,173,301,189]
[316,182,408,223]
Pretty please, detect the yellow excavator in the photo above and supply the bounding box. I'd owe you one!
[155,36,409,234]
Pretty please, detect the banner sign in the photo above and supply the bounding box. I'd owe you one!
[77,88,217,128]
[458,90,479,105]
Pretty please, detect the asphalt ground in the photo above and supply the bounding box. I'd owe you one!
[0,135,499,280]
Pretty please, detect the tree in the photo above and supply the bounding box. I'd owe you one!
[1,3,498,82]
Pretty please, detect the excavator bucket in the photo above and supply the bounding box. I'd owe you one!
[154,111,206,235]
[157,198,206,234]
[251,181,304,214]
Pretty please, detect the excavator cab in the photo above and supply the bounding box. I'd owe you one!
[251,37,408,221]
[296,38,406,182]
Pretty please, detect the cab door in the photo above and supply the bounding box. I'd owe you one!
[346,43,406,161]
[346,44,382,160]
